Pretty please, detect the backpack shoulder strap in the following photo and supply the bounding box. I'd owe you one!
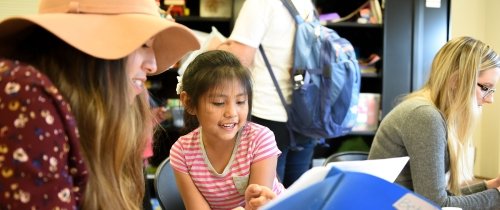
[258,45,289,112]
[259,45,304,151]
[280,0,303,24]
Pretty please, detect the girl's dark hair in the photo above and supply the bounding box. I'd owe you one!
[181,50,252,133]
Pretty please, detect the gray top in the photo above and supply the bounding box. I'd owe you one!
[369,98,500,210]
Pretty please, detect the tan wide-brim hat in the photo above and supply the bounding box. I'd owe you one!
[0,0,200,75]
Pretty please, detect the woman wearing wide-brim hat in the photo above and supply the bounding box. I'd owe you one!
[0,0,199,209]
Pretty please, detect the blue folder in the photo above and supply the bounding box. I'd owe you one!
[264,167,440,210]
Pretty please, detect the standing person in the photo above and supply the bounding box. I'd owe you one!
[170,50,284,210]
[0,0,200,209]
[218,0,318,187]
[368,36,500,209]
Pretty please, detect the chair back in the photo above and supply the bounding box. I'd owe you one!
[154,158,185,210]
[322,151,369,166]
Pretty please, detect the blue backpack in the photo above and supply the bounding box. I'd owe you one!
[259,0,361,149]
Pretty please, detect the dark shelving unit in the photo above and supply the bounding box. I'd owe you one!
[324,22,383,28]
[316,0,450,158]
[162,0,236,37]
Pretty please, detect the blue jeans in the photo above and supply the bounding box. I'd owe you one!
[251,116,316,188]
[277,138,316,187]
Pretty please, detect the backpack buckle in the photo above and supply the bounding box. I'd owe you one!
[314,25,321,37]
[293,74,304,89]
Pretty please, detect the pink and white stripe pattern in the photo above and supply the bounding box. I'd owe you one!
[170,122,284,210]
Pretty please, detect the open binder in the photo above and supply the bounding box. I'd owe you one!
[261,157,440,210]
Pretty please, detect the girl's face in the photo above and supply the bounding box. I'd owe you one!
[195,79,249,143]
[476,67,500,106]
[126,38,157,101]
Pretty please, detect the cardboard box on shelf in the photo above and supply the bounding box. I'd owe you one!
[352,93,380,132]
[200,0,232,18]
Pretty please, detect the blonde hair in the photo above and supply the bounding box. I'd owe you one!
[405,36,500,194]
[12,27,151,209]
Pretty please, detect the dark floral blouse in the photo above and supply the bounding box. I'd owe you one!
[0,58,88,209]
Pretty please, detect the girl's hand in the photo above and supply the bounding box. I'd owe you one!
[243,184,276,210]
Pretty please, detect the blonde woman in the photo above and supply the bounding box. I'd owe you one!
[369,36,500,209]
[0,0,199,209]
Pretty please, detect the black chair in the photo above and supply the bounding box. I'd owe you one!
[154,158,185,210]
[322,151,369,166]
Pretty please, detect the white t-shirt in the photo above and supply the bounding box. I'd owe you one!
[229,0,315,122]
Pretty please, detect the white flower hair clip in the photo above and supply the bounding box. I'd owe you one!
[176,75,183,95]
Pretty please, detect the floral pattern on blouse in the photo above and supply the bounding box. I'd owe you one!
[0,58,88,210]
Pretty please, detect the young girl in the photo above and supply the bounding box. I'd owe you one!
[169,50,284,210]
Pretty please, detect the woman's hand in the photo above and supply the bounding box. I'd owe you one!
[485,174,500,189]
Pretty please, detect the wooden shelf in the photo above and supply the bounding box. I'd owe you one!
[172,15,234,36]
[361,72,381,78]
[174,16,232,22]
[322,22,383,28]
[349,130,377,136]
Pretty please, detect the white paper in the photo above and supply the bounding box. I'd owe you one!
[425,0,441,8]
[261,156,409,210]
[325,156,409,183]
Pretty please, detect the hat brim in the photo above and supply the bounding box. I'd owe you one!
[0,13,200,75]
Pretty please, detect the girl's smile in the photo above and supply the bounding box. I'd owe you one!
[195,80,249,143]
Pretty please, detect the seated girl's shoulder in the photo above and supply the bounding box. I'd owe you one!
[245,122,271,133]
[240,122,275,142]
[176,127,201,144]
[397,98,439,114]
[394,98,444,124]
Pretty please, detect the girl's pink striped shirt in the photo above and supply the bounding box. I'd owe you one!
[170,122,284,210]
